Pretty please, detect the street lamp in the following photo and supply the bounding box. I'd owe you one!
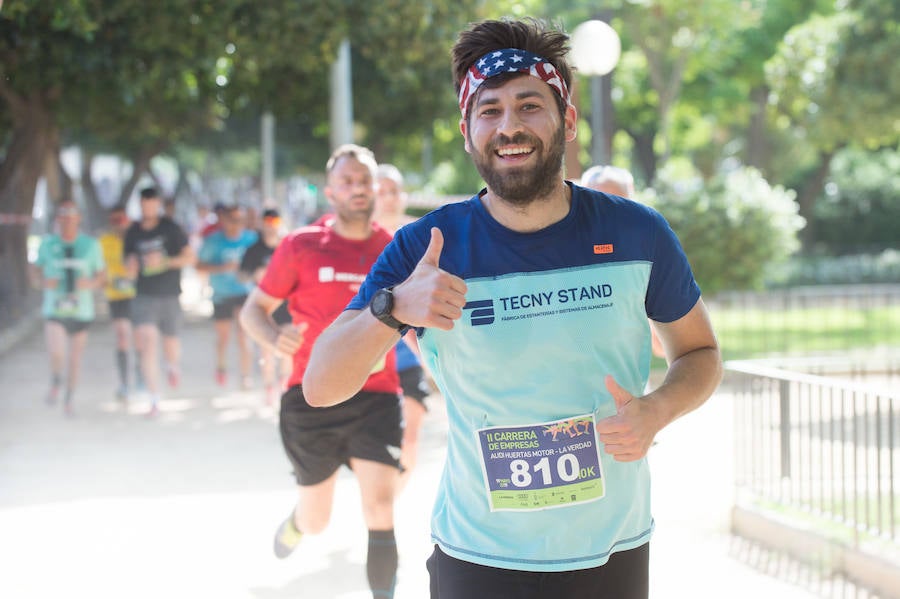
[571,20,621,167]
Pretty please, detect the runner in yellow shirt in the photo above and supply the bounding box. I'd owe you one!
[99,204,142,401]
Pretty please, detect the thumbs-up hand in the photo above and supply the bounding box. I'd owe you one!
[275,321,308,357]
[392,227,467,331]
[596,375,659,462]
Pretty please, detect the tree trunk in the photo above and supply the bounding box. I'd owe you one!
[627,129,658,186]
[796,149,837,249]
[746,85,771,177]
[80,149,107,233]
[116,143,167,206]
[172,160,190,201]
[0,87,57,326]
[43,133,73,205]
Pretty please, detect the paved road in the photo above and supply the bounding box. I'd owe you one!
[0,287,822,598]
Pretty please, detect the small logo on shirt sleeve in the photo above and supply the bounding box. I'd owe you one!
[593,244,614,255]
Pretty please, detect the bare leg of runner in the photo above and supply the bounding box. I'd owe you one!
[162,334,181,388]
[352,459,400,599]
[63,329,88,415]
[43,321,67,405]
[213,318,231,385]
[398,397,427,492]
[234,309,253,389]
[137,324,160,415]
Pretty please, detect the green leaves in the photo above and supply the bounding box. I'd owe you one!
[645,166,804,294]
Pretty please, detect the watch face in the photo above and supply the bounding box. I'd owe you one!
[372,289,392,315]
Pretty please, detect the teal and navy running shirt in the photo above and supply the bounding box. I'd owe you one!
[348,183,701,571]
[35,233,105,321]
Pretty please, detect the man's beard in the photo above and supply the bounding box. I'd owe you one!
[334,196,375,223]
[470,124,566,206]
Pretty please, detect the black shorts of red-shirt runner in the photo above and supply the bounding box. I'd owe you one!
[279,385,403,486]
[399,365,430,406]
[426,543,649,599]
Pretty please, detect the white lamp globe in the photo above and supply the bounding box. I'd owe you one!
[571,20,622,76]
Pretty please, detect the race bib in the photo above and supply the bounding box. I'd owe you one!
[54,295,80,317]
[141,250,168,276]
[113,277,135,293]
[477,413,605,512]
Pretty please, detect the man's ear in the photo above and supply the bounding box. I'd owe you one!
[564,104,578,143]
[459,118,472,154]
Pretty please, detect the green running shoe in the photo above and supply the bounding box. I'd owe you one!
[273,512,303,559]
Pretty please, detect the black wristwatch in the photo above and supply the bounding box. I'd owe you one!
[369,287,409,333]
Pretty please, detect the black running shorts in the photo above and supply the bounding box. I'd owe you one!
[47,318,91,335]
[399,365,431,406]
[108,298,132,321]
[279,385,404,486]
[212,295,247,320]
[426,543,649,599]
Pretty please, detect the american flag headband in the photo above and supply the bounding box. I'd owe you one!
[457,48,571,120]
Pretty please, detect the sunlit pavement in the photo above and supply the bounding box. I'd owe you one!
[0,281,822,598]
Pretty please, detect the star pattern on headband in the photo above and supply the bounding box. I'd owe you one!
[476,49,543,79]
[457,48,571,119]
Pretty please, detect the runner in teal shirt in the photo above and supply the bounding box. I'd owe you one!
[35,229,104,321]
[197,204,258,387]
[31,199,105,415]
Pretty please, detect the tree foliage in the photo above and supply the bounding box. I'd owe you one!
[813,147,900,253]
[0,0,898,325]
[767,1,900,151]
[644,166,805,294]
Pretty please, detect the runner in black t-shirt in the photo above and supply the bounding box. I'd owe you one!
[239,208,291,404]
[124,187,195,417]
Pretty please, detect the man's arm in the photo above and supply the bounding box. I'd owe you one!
[80,241,107,291]
[28,263,50,290]
[168,243,196,269]
[304,309,410,406]
[78,266,106,291]
[597,298,722,462]
[647,298,722,420]
[304,227,467,407]
[124,254,139,280]
[239,286,305,357]
[196,257,235,274]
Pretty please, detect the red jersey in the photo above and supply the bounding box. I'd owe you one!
[259,223,399,393]
[200,221,221,238]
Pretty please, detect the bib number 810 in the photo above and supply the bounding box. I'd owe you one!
[510,454,580,487]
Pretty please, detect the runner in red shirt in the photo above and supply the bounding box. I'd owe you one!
[239,144,402,599]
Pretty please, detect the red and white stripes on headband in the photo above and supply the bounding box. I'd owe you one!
[458,48,571,120]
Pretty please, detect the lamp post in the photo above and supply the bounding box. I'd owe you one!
[571,20,621,167]
[330,38,354,149]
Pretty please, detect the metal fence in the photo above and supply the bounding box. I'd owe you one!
[708,284,900,361]
[728,359,899,549]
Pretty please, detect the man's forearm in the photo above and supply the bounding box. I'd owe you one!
[169,248,195,269]
[239,301,280,352]
[646,346,722,430]
[304,310,401,407]
[124,256,138,279]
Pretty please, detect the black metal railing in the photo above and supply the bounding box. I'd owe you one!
[728,360,899,549]
[708,284,900,362]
